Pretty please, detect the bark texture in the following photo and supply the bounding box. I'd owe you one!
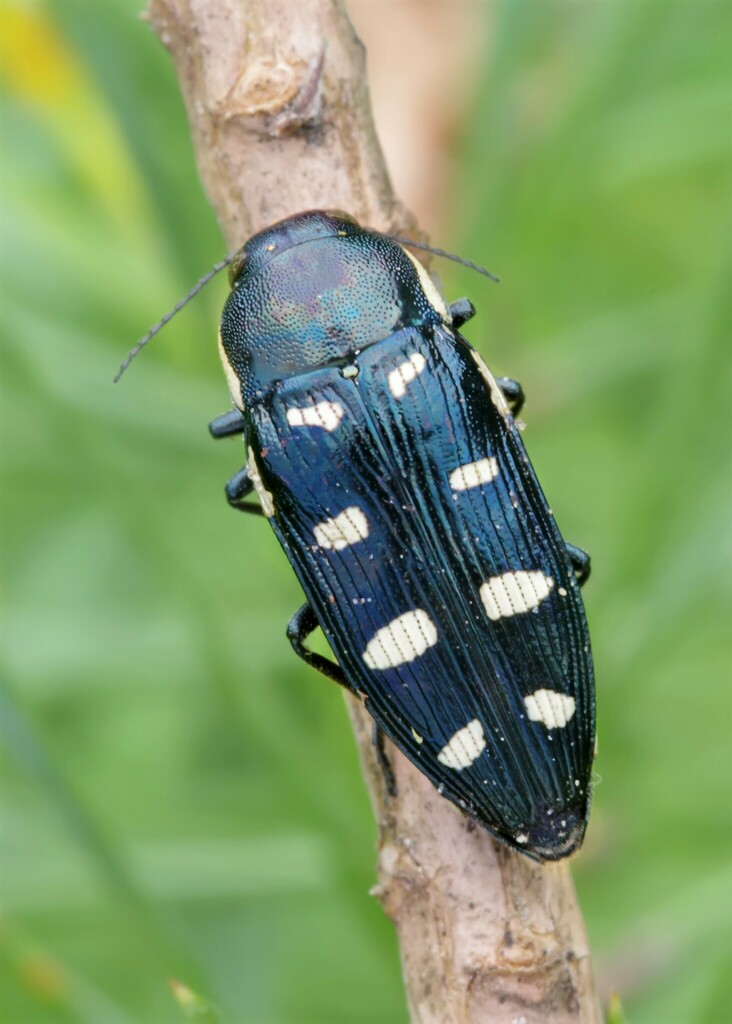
[145,1,602,1020]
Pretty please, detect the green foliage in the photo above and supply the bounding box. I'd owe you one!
[607,993,629,1024]
[169,979,227,1024]
[1,1,730,1022]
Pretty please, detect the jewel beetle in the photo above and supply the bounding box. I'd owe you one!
[123,209,596,861]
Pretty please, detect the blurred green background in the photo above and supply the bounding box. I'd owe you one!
[2,1,731,1022]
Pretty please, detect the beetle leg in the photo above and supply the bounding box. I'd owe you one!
[449,297,476,328]
[288,606,396,793]
[224,466,264,516]
[566,542,591,587]
[495,377,525,417]
[372,722,398,798]
[209,409,246,438]
[286,603,349,689]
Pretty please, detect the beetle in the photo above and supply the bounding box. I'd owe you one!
[119,209,595,861]
[200,209,596,862]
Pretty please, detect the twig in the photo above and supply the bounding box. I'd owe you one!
[145,2,602,1020]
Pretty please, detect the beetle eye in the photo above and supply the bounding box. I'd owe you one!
[229,249,246,287]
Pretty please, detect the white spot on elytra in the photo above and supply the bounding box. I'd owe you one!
[449,457,499,491]
[558,586,568,597]
[524,689,576,730]
[388,353,427,399]
[479,571,554,620]
[470,350,510,417]
[515,833,529,844]
[437,719,486,770]
[411,728,424,744]
[313,507,370,551]
[362,610,437,670]
[286,401,344,432]
[246,445,274,517]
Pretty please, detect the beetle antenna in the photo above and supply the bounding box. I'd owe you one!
[375,233,500,284]
[114,253,235,382]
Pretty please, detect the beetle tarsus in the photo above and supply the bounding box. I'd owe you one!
[566,542,591,586]
[449,297,476,328]
[209,409,246,438]
[372,722,398,798]
[287,603,349,688]
[223,466,263,516]
[496,377,525,417]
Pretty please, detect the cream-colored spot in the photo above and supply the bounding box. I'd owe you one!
[437,719,486,770]
[401,248,451,323]
[362,610,437,670]
[388,353,427,399]
[313,507,370,551]
[449,457,500,491]
[515,832,529,844]
[246,445,274,517]
[411,728,424,744]
[286,401,345,432]
[217,329,244,410]
[480,571,554,620]
[524,689,576,730]
[470,349,510,417]
[558,587,568,597]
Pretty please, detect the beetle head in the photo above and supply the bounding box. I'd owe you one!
[218,210,449,407]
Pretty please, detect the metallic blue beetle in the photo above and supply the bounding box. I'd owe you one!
[211,210,595,861]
